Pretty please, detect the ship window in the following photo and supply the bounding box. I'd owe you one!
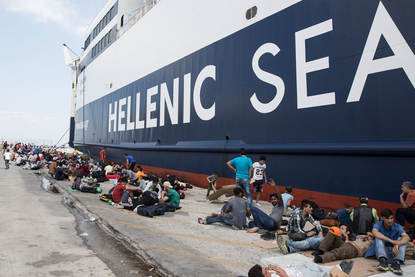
[246,6,257,20]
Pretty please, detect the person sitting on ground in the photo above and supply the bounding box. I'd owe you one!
[336,203,353,226]
[198,187,251,230]
[248,262,353,277]
[396,181,415,231]
[136,188,159,207]
[365,208,410,275]
[48,161,57,176]
[350,195,378,235]
[206,171,219,198]
[160,181,180,210]
[314,225,374,264]
[277,199,324,254]
[79,163,90,177]
[282,185,294,216]
[110,177,141,204]
[122,168,138,185]
[247,192,283,233]
[252,156,267,206]
[54,163,68,180]
[104,162,114,175]
[124,153,136,170]
[136,166,147,183]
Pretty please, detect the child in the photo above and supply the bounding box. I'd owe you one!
[206,171,219,198]
[252,156,267,206]
[282,185,294,216]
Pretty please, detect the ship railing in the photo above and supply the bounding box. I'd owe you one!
[118,0,161,38]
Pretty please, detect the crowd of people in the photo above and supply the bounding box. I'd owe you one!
[2,142,415,276]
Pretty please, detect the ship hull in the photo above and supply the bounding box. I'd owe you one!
[74,0,415,209]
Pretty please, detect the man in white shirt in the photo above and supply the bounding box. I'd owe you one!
[252,156,267,206]
[3,150,12,169]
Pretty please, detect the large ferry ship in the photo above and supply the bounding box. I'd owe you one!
[66,0,415,210]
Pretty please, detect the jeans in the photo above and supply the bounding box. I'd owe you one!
[5,160,9,169]
[236,178,252,206]
[206,215,234,226]
[287,235,324,253]
[375,237,406,262]
[248,206,276,231]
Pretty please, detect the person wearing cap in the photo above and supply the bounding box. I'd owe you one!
[161,181,180,210]
[350,196,378,235]
[396,181,415,228]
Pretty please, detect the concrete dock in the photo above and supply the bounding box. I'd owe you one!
[2,160,415,276]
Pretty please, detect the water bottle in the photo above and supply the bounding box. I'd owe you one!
[108,200,113,205]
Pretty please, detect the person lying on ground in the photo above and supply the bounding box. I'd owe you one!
[248,262,353,277]
[365,208,410,275]
[314,226,374,264]
[350,195,378,235]
[206,171,219,198]
[247,192,283,233]
[160,181,180,210]
[336,203,353,226]
[397,181,415,233]
[198,187,251,229]
[277,199,324,254]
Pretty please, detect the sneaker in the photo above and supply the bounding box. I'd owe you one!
[276,234,289,255]
[256,202,261,206]
[390,260,403,275]
[377,257,389,272]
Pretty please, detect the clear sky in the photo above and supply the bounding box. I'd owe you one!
[0,0,107,145]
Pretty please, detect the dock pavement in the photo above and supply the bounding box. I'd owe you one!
[10,165,415,276]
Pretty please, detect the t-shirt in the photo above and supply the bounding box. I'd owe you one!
[137,191,159,206]
[282,193,294,209]
[207,174,217,183]
[269,204,284,227]
[3,152,11,160]
[365,221,406,257]
[223,197,249,229]
[136,171,145,182]
[405,190,415,209]
[166,189,180,208]
[252,162,266,181]
[112,183,126,203]
[230,156,253,179]
[104,165,113,175]
[126,155,136,163]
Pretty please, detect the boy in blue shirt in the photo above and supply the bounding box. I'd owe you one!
[365,208,410,275]
[226,148,253,206]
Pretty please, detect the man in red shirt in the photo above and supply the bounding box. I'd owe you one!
[396,181,415,228]
[112,177,141,204]
[100,147,107,164]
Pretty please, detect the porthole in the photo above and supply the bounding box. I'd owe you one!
[246,6,257,20]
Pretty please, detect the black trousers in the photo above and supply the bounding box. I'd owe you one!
[396,208,415,226]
